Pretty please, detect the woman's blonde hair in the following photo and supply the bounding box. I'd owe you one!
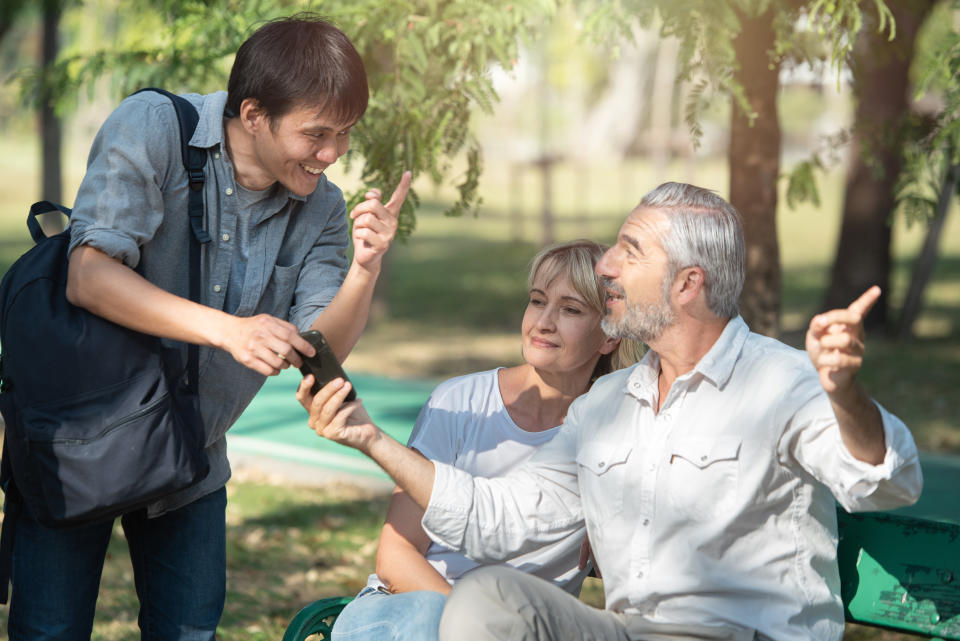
[528,239,644,380]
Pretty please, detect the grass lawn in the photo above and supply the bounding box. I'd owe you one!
[0,129,957,639]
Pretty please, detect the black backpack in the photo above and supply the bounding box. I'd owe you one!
[0,88,212,603]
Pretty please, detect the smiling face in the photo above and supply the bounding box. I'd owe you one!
[521,269,614,378]
[596,207,677,344]
[248,102,354,196]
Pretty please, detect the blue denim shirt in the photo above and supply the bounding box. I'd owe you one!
[68,91,350,514]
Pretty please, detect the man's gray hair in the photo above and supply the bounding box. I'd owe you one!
[639,182,745,319]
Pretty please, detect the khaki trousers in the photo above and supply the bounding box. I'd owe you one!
[438,566,755,641]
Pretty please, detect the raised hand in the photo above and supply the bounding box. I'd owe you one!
[805,286,880,394]
[350,171,412,270]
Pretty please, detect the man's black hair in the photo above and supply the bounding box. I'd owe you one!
[226,13,368,126]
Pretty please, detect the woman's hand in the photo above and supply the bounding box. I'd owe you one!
[297,375,381,454]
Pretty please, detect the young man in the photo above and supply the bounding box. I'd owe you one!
[7,15,410,641]
[301,183,922,641]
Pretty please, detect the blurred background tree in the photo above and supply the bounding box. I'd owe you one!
[1,0,957,339]
[893,0,960,338]
[7,0,556,238]
[1,0,72,234]
[823,0,936,331]
[577,0,917,336]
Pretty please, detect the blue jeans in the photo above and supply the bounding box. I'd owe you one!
[331,586,447,641]
[7,487,227,641]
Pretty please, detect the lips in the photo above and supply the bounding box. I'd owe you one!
[530,337,558,349]
[300,163,325,175]
[602,277,625,305]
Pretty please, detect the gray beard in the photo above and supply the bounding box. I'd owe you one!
[602,298,675,344]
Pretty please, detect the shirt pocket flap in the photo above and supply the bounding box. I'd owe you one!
[576,441,633,476]
[670,437,741,469]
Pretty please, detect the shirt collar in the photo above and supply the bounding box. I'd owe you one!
[688,316,750,389]
[624,315,750,399]
[191,91,228,149]
[625,350,660,404]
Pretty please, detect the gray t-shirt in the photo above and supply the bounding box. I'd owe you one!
[68,90,350,515]
[224,183,275,314]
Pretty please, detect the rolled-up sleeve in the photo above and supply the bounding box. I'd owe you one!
[68,95,178,268]
[781,375,923,513]
[421,420,584,563]
[831,402,923,511]
[287,196,349,330]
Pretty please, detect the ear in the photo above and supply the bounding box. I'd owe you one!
[238,98,269,134]
[674,266,705,305]
[598,335,620,355]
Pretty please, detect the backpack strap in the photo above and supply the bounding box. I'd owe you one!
[0,436,19,604]
[131,88,211,393]
[26,201,72,243]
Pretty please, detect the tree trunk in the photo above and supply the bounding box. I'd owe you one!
[0,0,30,44]
[823,0,934,328]
[897,160,958,340]
[39,0,64,235]
[729,7,782,337]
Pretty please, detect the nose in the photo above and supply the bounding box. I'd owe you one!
[315,140,341,165]
[596,248,617,279]
[534,305,558,332]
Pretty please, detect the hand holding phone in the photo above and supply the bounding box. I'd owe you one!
[297,330,357,401]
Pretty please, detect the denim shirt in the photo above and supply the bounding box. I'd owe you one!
[68,91,350,515]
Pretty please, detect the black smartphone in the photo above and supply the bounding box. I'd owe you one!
[297,330,357,401]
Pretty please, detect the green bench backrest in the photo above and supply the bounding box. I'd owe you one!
[837,510,960,639]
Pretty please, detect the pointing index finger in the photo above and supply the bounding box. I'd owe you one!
[848,285,881,318]
[384,170,412,217]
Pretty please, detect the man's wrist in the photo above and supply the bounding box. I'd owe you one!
[826,378,866,412]
[204,309,236,351]
[350,256,383,281]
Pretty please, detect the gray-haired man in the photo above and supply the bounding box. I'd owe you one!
[301,182,921,641]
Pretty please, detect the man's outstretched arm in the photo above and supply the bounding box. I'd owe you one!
[805,285,885,465]
[297,375,435,508]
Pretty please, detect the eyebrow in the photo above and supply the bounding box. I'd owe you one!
[620,233,643,254]
[304,119,356,132]
[529,288,588,306]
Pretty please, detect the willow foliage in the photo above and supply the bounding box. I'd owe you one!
[20,0,555,237]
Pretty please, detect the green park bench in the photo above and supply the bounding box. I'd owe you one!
[281,509,960,641]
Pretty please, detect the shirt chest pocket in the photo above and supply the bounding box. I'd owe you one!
[665,436,741,522]
[259,262,301,318]
[576,441,632,525]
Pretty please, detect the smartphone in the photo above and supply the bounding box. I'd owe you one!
[297,330,357,401]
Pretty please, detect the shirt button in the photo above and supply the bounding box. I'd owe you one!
[598,462,605,468]
[213,284,222,293]
[214,152,221,159]
[225,187,234,196]
[221,233,230,242]
[643,519,650,526]
[700,455,708,462]
[637,571,644,578]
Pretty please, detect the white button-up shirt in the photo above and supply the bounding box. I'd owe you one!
[422,317,922,641]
